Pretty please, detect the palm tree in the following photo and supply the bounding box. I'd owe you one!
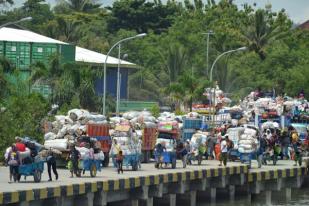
[166,71,208,112]
[159,43,189,84]
[56,15,82,43]
[64,0,101,12]
[242,9,288,60]
[30,55,100,110]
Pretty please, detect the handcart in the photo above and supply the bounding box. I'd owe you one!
[15,161,45,182]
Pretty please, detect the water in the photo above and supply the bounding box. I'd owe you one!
[197,187,309,206]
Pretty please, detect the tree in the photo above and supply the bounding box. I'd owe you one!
[0,93,49,160]
[242,9,290,60]
[166,71,209,111]
[63,0,101,12]
[0,57,14,100]
[107,0,182,34]
[21,0,54,32]
[159,43,189,84]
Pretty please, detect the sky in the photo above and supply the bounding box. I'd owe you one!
[9,0,309,23]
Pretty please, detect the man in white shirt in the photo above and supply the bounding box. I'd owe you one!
[219,135,229,166]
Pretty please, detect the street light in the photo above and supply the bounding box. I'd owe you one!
[0,17,32,29]
[102,33,147,115]
[209,46,247,82]
[202,30,214,76]
[116,53,128,117]
[209,46,246,126]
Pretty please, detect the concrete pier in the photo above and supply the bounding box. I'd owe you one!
[0,159,308,206]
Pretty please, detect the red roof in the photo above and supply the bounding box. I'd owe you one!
[299,20,309,30]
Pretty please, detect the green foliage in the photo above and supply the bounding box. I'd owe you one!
[0,0,308,141]
[150,104,160,118]
[0,93,50,160]
[107,0,182,34]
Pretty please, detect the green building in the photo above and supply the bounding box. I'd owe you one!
[0,27,135,98]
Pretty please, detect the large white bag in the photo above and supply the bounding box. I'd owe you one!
[19,148,31,160]
[76,147,90,160]
[44,132,57,140]
[44,139,68,151]
[94,151,105,160]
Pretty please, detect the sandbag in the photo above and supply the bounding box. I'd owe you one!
[56,125,69,138]
[19,148,31,160]
[68,109,90,121]
[94,151,104,160]
[239,139,255,145]
[244,128,257,137]
[142,122,157,128]
[76,147,90,160]
[123,111,140,120]
[142,116,156,123]
[44,132,57,140]
[44,139,68,151]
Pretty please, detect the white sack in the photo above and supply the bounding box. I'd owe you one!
[94,151,105,160]
[44,132,57,140]
[44,139,68,151]
[19,148,31,160]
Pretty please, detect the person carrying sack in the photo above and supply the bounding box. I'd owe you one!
[46,148,58,181]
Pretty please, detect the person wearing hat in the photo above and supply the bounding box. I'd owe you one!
[219,135,229,166]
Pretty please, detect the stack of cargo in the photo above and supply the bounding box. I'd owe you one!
[182,114,202,141]
[238,127,258,154]
[5,137,44,164]
[111,125,140,156]
[44,109,106,151]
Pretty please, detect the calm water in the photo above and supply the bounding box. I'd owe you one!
[197,187,309,206]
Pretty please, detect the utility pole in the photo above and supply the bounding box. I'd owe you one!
[202,30,214,77]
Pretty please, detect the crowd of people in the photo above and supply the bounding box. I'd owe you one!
[154,123,307,169]
[3,123,308,183]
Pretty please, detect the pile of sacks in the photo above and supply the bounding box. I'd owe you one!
[261,121,280,131]
[112,136,141,156]
[44,109,106,151]
[5,137,44,165]
[238,127,258,154]
[191,132,207,148]
[74,137,105,160]
[158,112,176,122]
[111,125,141,156]
[241,91,309,119]
[109,110,157,129]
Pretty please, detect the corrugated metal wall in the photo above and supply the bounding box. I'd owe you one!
[0,41,75,69]
[95,68,128,99]
[0,41,75,96]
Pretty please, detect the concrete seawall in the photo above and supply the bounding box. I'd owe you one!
[0,160,308,206]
